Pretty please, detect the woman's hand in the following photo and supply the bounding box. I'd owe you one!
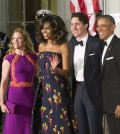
[50,54,60,72]
[1,103,9,113]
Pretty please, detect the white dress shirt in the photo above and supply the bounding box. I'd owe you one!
[102,34,114,65]
[74,34,88,81]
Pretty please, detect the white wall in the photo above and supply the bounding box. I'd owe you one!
[105,0,120,37]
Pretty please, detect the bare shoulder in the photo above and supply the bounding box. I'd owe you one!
[59,43,69,54]
[38,43,45,52]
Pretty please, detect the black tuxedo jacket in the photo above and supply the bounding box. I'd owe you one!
[68,35,103,109]
[102,35,120,114]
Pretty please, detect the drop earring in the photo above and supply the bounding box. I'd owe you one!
[24,43,27,50]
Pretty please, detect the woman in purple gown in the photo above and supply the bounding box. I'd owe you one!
[0,28,39,134]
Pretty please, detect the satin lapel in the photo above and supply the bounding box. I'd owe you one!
[101,59,103,75]
[84,36,93,65]
[102,37,115,68]
[69,37,77,67]
[101,42,105,74]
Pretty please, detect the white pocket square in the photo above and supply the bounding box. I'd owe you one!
[106,57,114,60]
[89,53,95,56]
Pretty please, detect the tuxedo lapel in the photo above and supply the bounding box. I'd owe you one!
[69,37,77,67]
[102,37,115,68]
[84,36,93,65]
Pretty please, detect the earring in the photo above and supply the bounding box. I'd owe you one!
[24,43,27,50]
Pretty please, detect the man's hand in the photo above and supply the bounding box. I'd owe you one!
[115,105,120,118]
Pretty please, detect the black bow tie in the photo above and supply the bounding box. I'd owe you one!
[104,41,107,46]
[76,40,83,46]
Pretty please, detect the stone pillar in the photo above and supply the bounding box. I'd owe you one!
[57,0,72,40]
[106,0,120,37]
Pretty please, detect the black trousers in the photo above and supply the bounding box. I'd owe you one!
[106,113,120,134]
[74,82,103,134]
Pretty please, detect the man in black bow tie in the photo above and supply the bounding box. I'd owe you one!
[68,12,103,134]
[76,40,83,46]
[96,15,120,134]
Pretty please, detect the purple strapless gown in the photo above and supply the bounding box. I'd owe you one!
[3,52,37,134]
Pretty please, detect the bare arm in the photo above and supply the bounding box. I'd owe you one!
[51,43,70,77]
[36,61,40,78]
[0,60,10,113]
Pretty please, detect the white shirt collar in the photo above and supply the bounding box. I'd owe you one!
[76,33,88,47]
[105,34,114,46]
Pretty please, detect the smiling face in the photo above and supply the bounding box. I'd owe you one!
[96,18,116,40]
[41,22,53,40]
[12,31,26,50]
[71,17,88,40]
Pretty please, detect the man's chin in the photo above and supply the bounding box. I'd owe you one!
[99,36,105,40]
[73,34,78,37]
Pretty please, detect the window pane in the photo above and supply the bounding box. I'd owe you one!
[7,0,58,38]
[26,0,41,21]
[8,23,24,36]
[9,0,23,21]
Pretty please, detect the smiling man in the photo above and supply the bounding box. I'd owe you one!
[96,15,120,134]
[68,12,103,134]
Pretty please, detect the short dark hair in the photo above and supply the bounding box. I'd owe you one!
[71,12,89,29]
[96,14,115,25]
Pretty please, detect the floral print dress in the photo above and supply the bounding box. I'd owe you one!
[31,51,78,134]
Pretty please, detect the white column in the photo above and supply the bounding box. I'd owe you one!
[105,0,120,37]
[57,0,72,40]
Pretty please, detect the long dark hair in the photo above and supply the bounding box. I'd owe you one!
[38,15,68,45]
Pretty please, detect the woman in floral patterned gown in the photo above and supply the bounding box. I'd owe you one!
[31,15,78,134]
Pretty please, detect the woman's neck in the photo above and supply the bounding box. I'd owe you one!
[15,49,26,56]
[47,39,55,46]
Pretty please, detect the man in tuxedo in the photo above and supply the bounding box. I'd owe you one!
[68,12,103,134]
[96,15,120,134]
